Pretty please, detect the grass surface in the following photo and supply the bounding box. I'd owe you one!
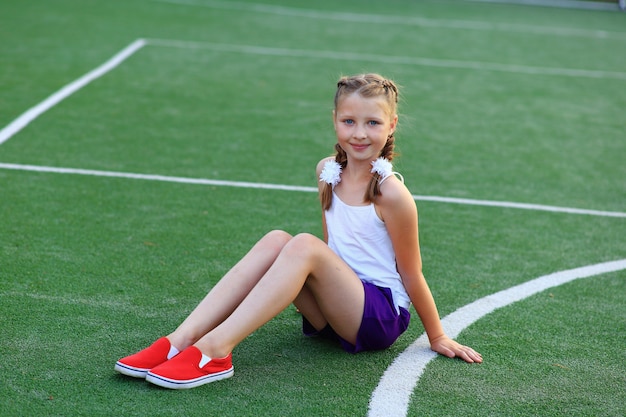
[1,0,625,416]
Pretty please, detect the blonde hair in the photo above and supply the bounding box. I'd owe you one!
[321,73,400,210]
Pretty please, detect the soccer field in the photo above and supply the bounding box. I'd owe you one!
[1,1,625,416]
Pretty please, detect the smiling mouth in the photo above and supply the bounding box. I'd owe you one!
[351,144,369,151]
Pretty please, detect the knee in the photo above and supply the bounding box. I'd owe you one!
[262,230,293,251]
[282,233,322,257]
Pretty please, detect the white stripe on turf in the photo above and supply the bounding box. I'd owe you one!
[146,39,626,80]
[151,0,626,39]
[1,162,624,218]
[2,36,623,147]
[368,259,626,417]
[0,39,146,145]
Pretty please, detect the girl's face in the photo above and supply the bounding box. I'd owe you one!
[333,92,397,165]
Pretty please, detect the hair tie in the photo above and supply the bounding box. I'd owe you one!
[319,160,342,189]
[371,157,404,184]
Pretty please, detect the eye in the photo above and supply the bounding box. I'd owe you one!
[344,119,354,125]
[368,120,379,126]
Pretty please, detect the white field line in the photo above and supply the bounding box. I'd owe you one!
[0,163,316,193]
[1,37,624,218]
[465,0,620,11]
[146,38,626,80]
[0,39,147,146]
[152,0,626,40]
[1,38,623,148]
[1,163,625,218]
[409,195,626,217]
[368,258,626,417]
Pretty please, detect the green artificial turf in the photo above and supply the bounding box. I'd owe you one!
[413,273,626,417]
[1,0,624,416]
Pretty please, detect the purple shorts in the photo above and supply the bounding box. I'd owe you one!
[302,280,411,353]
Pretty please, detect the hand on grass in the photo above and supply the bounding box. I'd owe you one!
[430,335,483,363]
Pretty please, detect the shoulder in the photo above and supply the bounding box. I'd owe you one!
[316,157,335,176]
[376,176,417,222]
[378,175,414,206]
[316,157,336,194]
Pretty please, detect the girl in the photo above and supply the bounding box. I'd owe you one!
[115,73,482,389]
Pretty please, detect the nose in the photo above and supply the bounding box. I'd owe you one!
[353,123,367,139]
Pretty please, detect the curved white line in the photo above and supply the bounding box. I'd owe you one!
[368,259,626,417]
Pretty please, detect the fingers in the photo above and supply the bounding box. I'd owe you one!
[431,337,483,363]
[439,346,455,359]
[469,349,483,363]
[457,346,483,364]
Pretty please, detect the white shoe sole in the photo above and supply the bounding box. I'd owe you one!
[114,361,149,378]
[145,367,234,389]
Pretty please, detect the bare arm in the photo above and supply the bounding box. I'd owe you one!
[378,179,482,363]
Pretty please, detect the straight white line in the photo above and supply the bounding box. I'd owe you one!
[2,37,622,151]
[411,195,626,218]
[146,39,626,80]
[0,163,316,193]
[368,258,626,417]
[0,39,147,146]
[152,0,626,40]
[1,163,624,218]
[465,0,620,11]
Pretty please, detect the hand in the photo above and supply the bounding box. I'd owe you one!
[430,335,483,363]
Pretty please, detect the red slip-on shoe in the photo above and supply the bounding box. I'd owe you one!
[145,346,234,389]
[114,337,178,378]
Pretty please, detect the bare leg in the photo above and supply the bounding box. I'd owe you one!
[167,230,293,350]
[293,285,327,330]
[193,233,365,358]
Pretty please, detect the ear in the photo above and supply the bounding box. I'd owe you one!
[389,114,398,135]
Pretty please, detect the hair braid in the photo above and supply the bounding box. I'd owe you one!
[319,144,348,210]
[321,73,400,210]
[367,134,397,202]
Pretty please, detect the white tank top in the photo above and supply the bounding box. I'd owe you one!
[325,192,410,312]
